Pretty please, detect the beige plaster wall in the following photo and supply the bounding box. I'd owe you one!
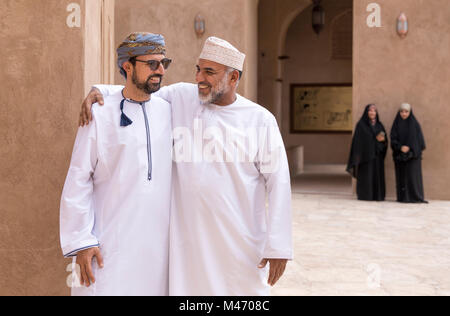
[0,0,86,295]
[282,0,353,164]
[114,0,259,101]
[354,0,450,200]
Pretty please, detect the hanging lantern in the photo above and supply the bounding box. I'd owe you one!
[397,13,408,38]
[194,14,206,37]
[312,0,325,35]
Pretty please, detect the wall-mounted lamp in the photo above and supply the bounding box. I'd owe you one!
[194,14,206,37]
[312,0,325,35]
[397,13,408,38]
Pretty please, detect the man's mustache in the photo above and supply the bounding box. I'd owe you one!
[147,74,163,82]
[198,82,211,88]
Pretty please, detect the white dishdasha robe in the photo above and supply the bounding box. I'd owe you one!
[60,90,172,296]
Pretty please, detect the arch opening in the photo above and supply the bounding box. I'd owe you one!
[258,0,354,195]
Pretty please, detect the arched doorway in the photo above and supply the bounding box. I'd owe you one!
[258,0,354,195]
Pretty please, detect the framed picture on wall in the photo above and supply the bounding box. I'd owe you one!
[290,83,353,133]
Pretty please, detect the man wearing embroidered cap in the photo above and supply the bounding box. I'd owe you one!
[80,36,292,296]
[60,32,173,296]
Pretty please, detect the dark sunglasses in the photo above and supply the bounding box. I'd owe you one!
[135,58,172,71]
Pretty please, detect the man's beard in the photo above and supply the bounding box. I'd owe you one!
[198,74,230,105]
[132,71,162,95]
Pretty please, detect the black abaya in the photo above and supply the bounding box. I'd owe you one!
[391,110,427,203]
[347,105,388,201]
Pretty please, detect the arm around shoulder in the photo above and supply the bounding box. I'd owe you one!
[93,84,124,97]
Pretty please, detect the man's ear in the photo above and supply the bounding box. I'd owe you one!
[122,61,133,76]
[230,70,240,84]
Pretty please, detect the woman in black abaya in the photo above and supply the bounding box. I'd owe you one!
[390,103,427,203]
[347,104,388,201]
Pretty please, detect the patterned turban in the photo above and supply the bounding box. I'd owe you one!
[117,32,166,78]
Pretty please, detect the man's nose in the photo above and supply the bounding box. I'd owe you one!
[153,62,165,75]
[156,65,165,75]
[196,71,204,83]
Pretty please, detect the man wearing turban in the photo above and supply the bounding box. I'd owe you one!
[60,33,173,296]
[78,36,292,296]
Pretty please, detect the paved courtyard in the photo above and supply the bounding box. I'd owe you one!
[272,192,450,296]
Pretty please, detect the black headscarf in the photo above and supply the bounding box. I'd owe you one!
[346,104,387,178]
[391,109,426,159]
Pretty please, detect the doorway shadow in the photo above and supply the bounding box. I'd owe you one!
[291,165,352,196]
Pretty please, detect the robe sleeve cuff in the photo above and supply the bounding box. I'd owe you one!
[262,250,294,260]
[63,240,100,258]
